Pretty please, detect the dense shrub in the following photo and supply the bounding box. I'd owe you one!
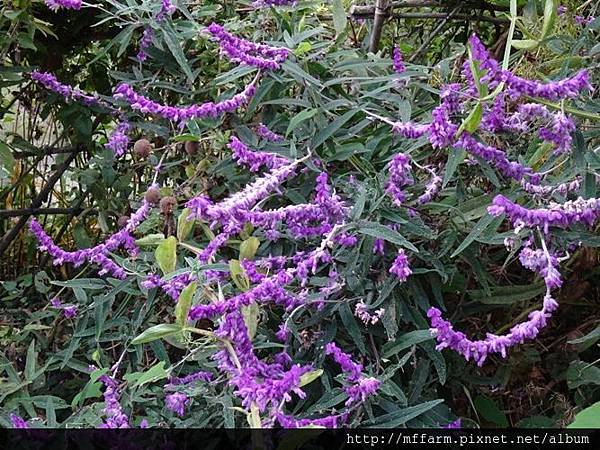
[0,0,599,428]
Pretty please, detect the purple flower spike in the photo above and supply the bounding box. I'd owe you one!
[44,0,81,11]
[392,46,406,74]
[10,414,28,429]
[389,249,412,282]
[386,153,413,206]
[205,23,289,70]
[165,392,189,417]
[256,123,284,142]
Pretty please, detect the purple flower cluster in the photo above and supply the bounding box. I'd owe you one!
[205,23,289,71]
[488,195,600,233]
[392,46,406,74]
[30,197,151,279]
[325,342,381,406]
[50,296,78,319]
[256,123,284,142]
[252,0,297,7]
[389,249,412,282]
[142,272,197,301]
[137,28,154,63]
[44,0,81,11]
[113,81,257,126]
[105,120,131,157]
[9,414,28,428]
[355,300,385,325]
[229,135,287,172]
[99,375,130,428]
[165,392,189,417]
[386,153,413,206]
[30,70,109,109]
[417,168,442,205]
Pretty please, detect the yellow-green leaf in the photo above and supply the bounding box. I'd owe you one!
[131,323,183,345]
[155,236,177,274]
[177,208,195,241]
[242,303,259,339]
[511,39,539,50]
[239,237,260,260]
[229,259,250,291]
[175,281,197,327]
[540,0,558,40]
[299,369,323,387]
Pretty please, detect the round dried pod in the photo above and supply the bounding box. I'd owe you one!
[117,215,129,228]
[144,187,161,204]
[159,196,177,215]
[133,139,152,158]
[185,140,199,156]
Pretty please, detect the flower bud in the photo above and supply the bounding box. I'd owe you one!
[185,141,199,156]
[144,187,161,204]
[159,196,177,215]
[133,138,152,158]
[117,215,129,228]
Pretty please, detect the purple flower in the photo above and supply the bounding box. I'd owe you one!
[137,28,154,62]
[30,197,152,279]
[274,411,344,428]
[256,123,284,142]
[9,414,28,428]
[105,120,131,157]
[355,301,385,325]
[165,392,189,417]
[386,153,413,206]
[427,290,559,366]
[112,81,256,126]
[205,23,289,71]
[252,0,297,7]
[44,0,81,11]
[344,377,381,406]
[389,249,412,282]
[324,342,362,383]
[575,15,595,26]
[444,419,462,428]
[30,70,110,109]
[417,169,442,205]
[229,135,287,172]
[392,46,405,74]
[488,195,600,233]
[372,238,385,255]
[99,375,130,428]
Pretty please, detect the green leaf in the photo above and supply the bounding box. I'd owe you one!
[458,102,483,135]
[382,330,433,358]
[474,395,509,427]
[161,26,194,82]
[511,39,539,50]
[363,399,444,427]
[358,222,419,253]
[311,109,359,150]
[286,108,318,136]
[136,233,166,247]
[442,147,465,188]
[299,369,323,387]
[175,281,197,327]
[131,323,183,345]
[540,0,558,40]
[338,303,367,354]
[566,361,600,388]
[229,259,250,292]
[177,208,194,241]
[0,142,15,175]
[239,237,260,260]
[124,362,168,388]
[568,402,600,428]
[242,303,259,339]
[332,0,347,36]
[155,236,177,274]
[468,282,546,305]
[451,213,498,258]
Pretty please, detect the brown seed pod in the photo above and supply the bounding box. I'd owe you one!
[144,187,161,204]
[133,139,152,158]
[159,196,177,215]
[184,140,199,156]
[117,215,129,228]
